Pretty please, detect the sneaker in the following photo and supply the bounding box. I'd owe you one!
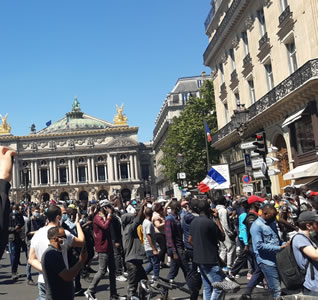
[27,279,37,286]
[169,279,175,285]
[11,273,19,280]
[212,279,240,292]
[84,290,97,300]
[235,274,240,279]
[123,271,128,277]
[116,275,127,282]
[256,283,264,289]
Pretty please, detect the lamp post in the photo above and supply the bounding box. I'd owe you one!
[23,168,30,203]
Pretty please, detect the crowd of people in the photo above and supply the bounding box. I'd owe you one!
[0,146,318,300]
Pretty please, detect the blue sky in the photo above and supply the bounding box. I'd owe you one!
[0,0,211,142]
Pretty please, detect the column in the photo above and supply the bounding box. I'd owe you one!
[31,162,35,187]
[114,155,118,181]
[133,154,139,180]
[68,159,72,183]
[12,162,17,188]
[72,159,76,183]
[35,160,39,186]
[85,166,88,182]
[57,168,60,184]
[104,164,107,181]
[15,162,20,187]
[66,168,69,183]
[53,160,57,184]
[87,157,92,183]
[127,162,131,180]
[107,154,113,181]
[91,157,96,182]
[49,160,53,185]
[129,155,135,180]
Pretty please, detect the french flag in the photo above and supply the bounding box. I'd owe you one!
[204,119,212,143]
[198,167,227,193]
[65,117,70,126]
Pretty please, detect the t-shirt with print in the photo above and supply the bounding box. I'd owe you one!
[292,233,318,292]
[143,218,156,252]
[30,225,74,283]
[41,245,74,300]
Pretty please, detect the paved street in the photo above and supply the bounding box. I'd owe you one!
[0,250,274,300]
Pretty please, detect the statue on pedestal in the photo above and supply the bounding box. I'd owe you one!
[113,104,128,125]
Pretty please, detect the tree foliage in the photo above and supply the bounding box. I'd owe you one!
[161,80,219,185]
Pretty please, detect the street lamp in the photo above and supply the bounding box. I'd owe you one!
[23,168,30,203]
[231,104,249,137]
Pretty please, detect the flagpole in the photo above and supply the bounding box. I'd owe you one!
[203,118,211,172]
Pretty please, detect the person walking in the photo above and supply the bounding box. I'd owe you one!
[250,204,289,300]
[143,207,160,282]
[84,200,123,300]
[189,199,225,300]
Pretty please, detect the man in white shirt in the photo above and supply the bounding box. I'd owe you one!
[29,205,85,300]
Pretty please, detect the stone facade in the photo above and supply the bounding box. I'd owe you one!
[204,0,318,195]
[153,73,210,198]
[0,100,154,203]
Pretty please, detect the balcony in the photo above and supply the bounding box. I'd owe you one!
[212,59,318,144]
[279,5,292,26]
[230,70,237,81]
[243,53,251,67]
[204,0,245,66]
[204,0,225,31]
[258,32,269,49]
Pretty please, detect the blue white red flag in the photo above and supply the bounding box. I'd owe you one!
[204,119,212,143]
[65,117,70,126]
[197,167,227,193]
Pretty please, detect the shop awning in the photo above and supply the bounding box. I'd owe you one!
[282,108,306,128]
[283,162,318,180]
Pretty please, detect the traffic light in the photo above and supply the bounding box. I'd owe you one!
[252,131,267,156]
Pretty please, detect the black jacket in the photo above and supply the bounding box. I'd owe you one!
[8,212,25,242]
[0,179,11,258]
[243,210,259,246]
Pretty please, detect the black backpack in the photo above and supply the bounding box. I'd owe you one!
[276,233,316,290]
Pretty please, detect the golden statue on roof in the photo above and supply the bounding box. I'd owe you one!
[114,104,128,125]
[0,113,11,135]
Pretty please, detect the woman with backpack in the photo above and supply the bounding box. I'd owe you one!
[292,211,318,296]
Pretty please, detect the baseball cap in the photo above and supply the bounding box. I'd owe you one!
[99,199,111,208]
[248,195,265,204]
[298,211,318,222]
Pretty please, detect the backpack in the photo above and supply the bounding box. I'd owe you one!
[227,214,238,241]
[137,224,144,244]
[276,233,316,290]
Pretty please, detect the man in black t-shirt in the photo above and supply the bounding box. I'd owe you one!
[41,226,87,300]
[189,199,225,300]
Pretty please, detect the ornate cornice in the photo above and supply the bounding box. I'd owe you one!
[0,126,139,142]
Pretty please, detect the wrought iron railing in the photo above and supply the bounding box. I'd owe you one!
[243,53,251,66]
[279,5,292,25]
[212,59,318,144]
[204,0,242,64]
[258,32,269,49]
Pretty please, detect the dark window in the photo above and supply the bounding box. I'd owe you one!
[141,165,149,180]
[78,166,86,182]
[294,115,315,154]
[60,167,67,183]
[98,165,105,181]
[41,169,48,184]
[120,163,128,179]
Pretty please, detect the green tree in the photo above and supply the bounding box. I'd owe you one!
[161,80,219,185]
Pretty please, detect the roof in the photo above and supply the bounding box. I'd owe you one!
[36,98,116,135]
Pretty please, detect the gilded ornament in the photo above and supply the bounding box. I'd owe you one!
[114,104,128,125]
[0,113,11,135]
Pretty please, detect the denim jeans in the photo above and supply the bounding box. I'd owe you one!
[145,250,160,279]
[259,263,281,299]
[198,264,225,300]
[8,240,21,274]
[88,252,117,296]
[37,282,46,300]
